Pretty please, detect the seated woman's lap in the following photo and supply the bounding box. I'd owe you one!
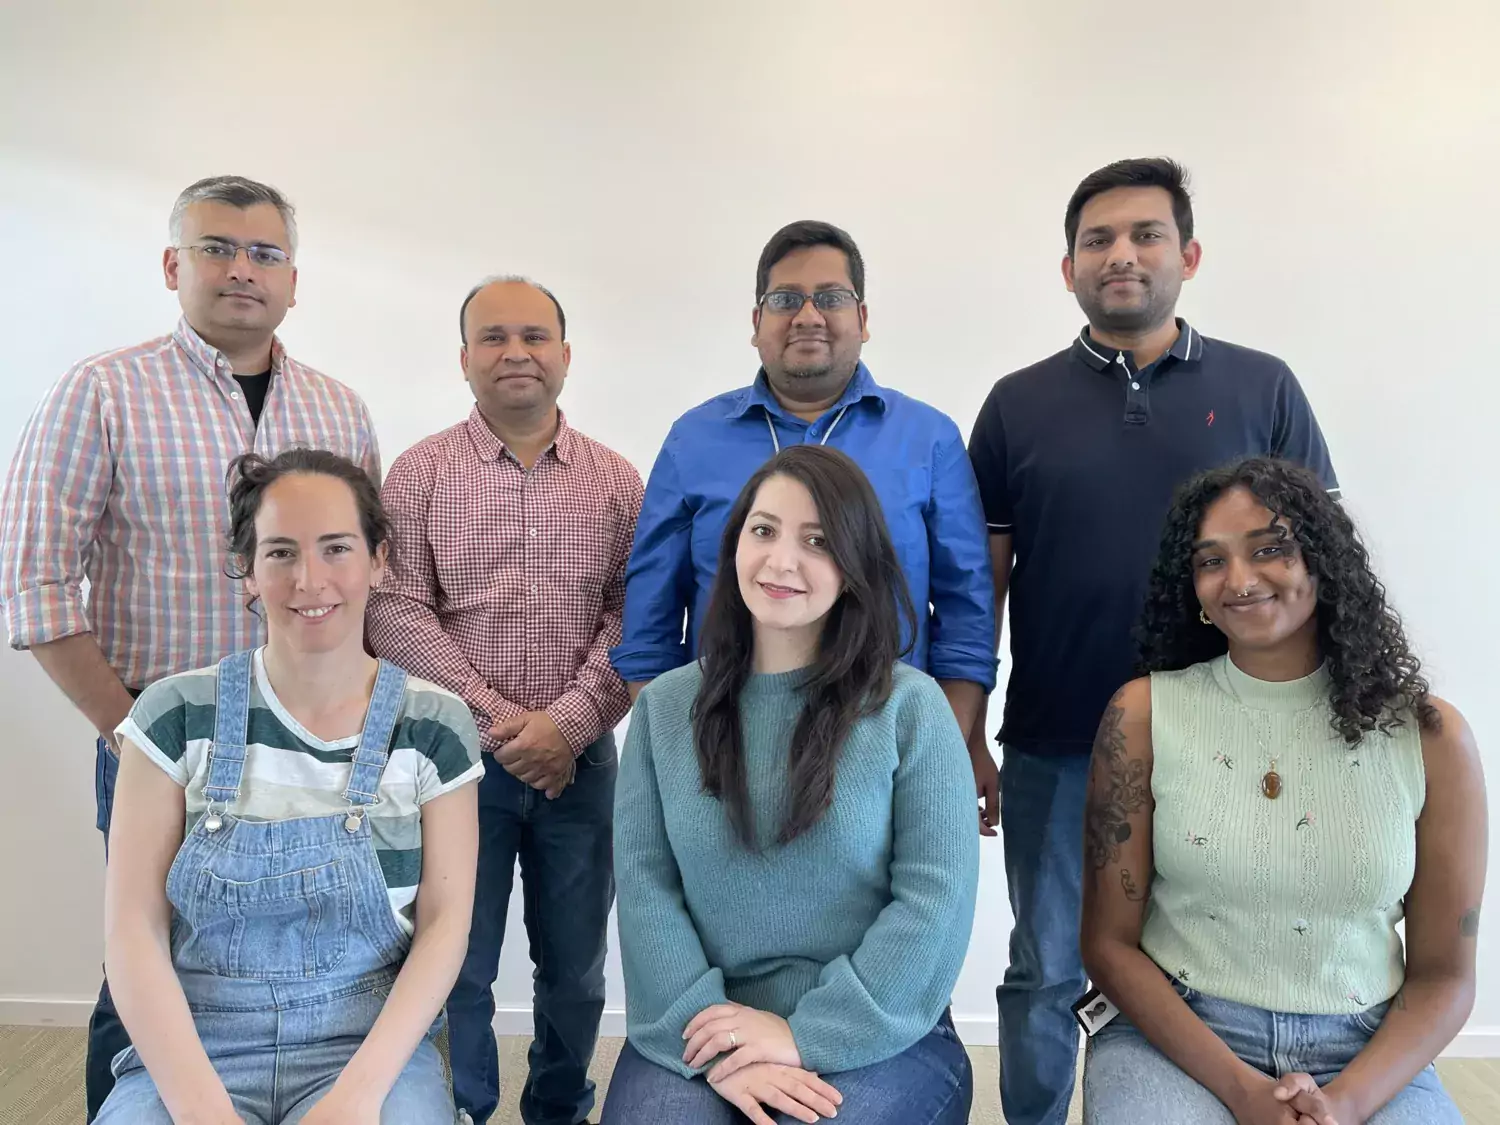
[95,1064,270,1125]
[600,1042,741,1125]
[280,1037,453,1124]
[1083,986,1463,1125]
[601,1019,972,1125]
[94,1036,453,1125]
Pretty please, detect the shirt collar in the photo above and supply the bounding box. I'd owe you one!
[465,405,575,465]
[727,361,891,421]
[172,316,286,380]
[1072,318,1201,371]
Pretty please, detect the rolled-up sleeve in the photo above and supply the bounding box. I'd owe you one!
[0,363,113,649]
[923,426,997,690]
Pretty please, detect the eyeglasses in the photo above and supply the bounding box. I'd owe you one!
[177,242,292,269]
[759,288,860,315]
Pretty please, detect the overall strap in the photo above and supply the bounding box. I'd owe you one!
[343,660,408,808]
[203,650,255,807]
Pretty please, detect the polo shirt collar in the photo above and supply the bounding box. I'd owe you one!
[173,316,286,381]
[728,361,891,421]
[465,405,575,465]
[1072,318,1202,371]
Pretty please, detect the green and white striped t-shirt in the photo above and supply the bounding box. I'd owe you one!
[116,648,484,933]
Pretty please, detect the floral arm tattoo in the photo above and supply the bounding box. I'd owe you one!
[1084,697,1151,872]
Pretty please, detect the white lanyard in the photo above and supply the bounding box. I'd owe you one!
[765,403,851,454]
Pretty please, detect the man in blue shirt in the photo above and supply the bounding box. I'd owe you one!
[612,220,998,806]
[967,158,1338,1125]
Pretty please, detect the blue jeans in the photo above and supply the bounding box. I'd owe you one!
[448,733,617,1125]
[996,746,1092,1125]
[600,1013,973,1125]
[87,737,131,1123]
[1083,979,1462,1124]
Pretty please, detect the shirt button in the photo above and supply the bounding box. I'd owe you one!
[230,391,242,400]
[529,528,538,537]
[1130,382,1140,390]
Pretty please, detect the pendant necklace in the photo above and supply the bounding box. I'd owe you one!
[1261,754,1283,800]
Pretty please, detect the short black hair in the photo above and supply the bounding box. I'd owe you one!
[756,221,866,301]
[459,276,567,344]
[1064,158,1194,255]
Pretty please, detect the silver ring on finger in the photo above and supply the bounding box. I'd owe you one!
[728,1031,738,1049]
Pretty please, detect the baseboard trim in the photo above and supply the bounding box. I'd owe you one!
[8,999,1497,1059]
[0,998,95,1027]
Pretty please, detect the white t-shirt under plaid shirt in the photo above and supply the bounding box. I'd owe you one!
[116,649,484,934]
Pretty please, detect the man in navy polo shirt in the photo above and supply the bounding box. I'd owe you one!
[967,158,1338,1125]
[613,219,997,771]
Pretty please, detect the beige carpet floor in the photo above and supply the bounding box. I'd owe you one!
[2,1026,1497,1123]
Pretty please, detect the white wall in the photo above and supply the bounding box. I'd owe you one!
[1,0,1496,1052]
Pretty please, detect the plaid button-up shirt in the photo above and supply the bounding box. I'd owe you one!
[367,407,642,754]
[0,318,380,688]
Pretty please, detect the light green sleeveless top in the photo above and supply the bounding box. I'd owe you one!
[1141,655,1425,1014]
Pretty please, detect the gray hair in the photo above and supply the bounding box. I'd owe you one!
[169,175,298,255]
[459,274,567,344]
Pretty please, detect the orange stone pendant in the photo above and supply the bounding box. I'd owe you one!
[1261,770,1283,799]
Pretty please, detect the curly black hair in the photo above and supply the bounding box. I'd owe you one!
[1135,457,1436,744]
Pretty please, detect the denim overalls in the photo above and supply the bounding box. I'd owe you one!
[97,650,454,1124]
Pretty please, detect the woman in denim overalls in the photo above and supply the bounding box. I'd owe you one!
[96,450,481,1124]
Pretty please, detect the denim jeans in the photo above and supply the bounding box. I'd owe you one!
[448,733,617,1125]
[87,737,131,1122]
[1083,978,1462,1124]
[600,1012,973,1125]
[996,746,1091,1125]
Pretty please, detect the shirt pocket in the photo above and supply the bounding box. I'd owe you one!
[177,859,353,980]
[544,495,618,597]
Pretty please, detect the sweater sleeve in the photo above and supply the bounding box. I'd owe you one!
[786,676,980,1073]
[613,690,729,1076]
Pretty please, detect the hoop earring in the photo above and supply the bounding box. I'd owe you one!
[1199,609,1212,625]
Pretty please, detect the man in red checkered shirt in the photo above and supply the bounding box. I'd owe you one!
[367,277,642,1125]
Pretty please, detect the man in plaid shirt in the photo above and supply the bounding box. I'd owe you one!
[367,276,642,1125]
[0,175,380,1120]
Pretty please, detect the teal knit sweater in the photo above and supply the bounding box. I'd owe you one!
[615,661,979,1077]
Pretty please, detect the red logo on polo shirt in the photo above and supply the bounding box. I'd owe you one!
[1206,410,1215,427]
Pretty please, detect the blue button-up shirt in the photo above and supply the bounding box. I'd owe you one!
[611,364,996,688]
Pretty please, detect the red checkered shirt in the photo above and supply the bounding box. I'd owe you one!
[367,407,642,754]
[0,318,380,688]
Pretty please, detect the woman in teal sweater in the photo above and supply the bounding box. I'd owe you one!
[1081,458,1486,1125]
[602,445,980,1125]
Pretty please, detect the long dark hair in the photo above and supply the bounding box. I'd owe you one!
[692,446,916,848]
[1136,457,1436,744]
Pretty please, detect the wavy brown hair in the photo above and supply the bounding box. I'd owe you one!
[1136,457,1436,744]
[692,446,916,848]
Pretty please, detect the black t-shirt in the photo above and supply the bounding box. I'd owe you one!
[234,370,272,426]
[967,321,1339,755]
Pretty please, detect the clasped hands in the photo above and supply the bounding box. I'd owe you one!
[1236,1071,1360,1125]
[488,711,574,799]
[683,1002,842,1124]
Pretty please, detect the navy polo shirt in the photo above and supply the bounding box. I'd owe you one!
[968,320,1339,755]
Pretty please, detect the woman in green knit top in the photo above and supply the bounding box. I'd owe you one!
[601,445,980,1125]
[1080,458,1486,1125]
